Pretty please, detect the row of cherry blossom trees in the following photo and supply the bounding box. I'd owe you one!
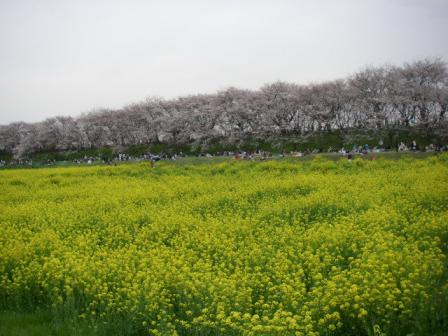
[1,59,447,158]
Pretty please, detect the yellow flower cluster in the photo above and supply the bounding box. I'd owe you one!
[0,155,447,335]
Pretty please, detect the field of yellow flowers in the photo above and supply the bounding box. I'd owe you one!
[0,155,447,336]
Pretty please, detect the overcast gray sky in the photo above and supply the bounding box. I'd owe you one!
[0,0,447,124]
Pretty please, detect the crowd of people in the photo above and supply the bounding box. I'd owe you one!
[1,140,447,168]
[397,141,447,152]
[0,158,34,167]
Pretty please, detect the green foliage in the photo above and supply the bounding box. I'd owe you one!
[0,150,13,162]
[0,310,120,336]
[28,148,114,162]
[123,144,152,157]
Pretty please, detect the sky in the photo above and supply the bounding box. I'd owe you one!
[0,0,447,125]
